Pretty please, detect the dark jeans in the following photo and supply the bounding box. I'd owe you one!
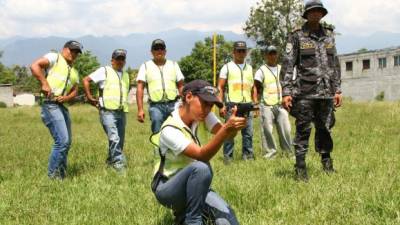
[223,103,254,159]
[290,98,336,158]
[154,161,239,225]
[149,101,177,133]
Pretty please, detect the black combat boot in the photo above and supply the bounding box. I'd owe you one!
[321,156,335,173]
[294,156,308,182]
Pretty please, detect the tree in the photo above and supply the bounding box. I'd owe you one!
[179,35,233,84]
[244,0,304,68]
[126,66,138,87]
[0,52,16,85]
[12,65,40,93]
[0,68,16,84]
[73,51,101,96]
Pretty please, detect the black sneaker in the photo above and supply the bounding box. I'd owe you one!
[322,158,335,173]
[295,165,309,182]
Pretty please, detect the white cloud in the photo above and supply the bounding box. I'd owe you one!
[323,0,400,36]
[0,0,258,37]
[0,0,399,38]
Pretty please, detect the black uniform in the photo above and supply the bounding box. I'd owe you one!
[280,23,341,166]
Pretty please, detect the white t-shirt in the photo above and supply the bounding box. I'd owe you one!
[88,66,123,107]
[219,63,246,79]
[136,60,184,82]
[89,67,123,89]
[254,65,279,83]
[43,52,79,84]
[159,107,221,156]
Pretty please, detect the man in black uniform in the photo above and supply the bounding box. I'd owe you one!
[280,0,342,181]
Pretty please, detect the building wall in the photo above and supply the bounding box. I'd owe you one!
[339,48,400,101]
[0,85,14,107]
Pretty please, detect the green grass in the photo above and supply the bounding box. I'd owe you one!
[0,102,399,225]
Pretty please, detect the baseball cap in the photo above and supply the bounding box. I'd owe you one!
[64,40,83,53]
[151,39,166,50]
[264,45,278,54]
[112,49,127,59]
[233,41,247,50]
[183,80,223,108]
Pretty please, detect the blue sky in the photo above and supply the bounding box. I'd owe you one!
[0,0,399,38]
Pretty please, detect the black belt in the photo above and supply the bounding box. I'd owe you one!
[100,107,124,112]
[150,99,177,105]
[42,100,63,105]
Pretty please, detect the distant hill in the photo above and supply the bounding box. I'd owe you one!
[335,31,400,54]
[1,29,399,67]
[0,29,246,68]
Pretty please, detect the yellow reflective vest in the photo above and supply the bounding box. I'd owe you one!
[145,60,179,102]
[46,54,79,97]
[101,66,130,112]
[259,64,282,106]
[225,61,253,103]
[150,115,200,178]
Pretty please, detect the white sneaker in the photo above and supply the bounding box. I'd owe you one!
[263,151,277,159]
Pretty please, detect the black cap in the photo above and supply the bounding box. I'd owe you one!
[64,40,83,53]
[233,41,247,50]
[264,45,278,54]
[151,39,166,50]
[183,80,223,108]
[112,49,127,59]
[302,0,328,19]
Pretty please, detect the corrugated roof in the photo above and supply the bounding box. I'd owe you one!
[339,46,400,57]
[0,84,13,87]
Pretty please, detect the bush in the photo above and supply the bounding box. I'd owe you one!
[0,101,7,108]
[375,91,385,101]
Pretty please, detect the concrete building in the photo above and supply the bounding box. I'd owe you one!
[128,87,148,104]
[339,47,400,101]
[0,84,14,107]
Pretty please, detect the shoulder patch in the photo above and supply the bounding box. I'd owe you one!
[286,43,293,54]
[292,25,302,33]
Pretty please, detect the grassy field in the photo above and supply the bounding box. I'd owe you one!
[0,101,399,225]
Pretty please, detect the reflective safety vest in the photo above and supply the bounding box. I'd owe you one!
[101,66,130,112]
[260,64,282,106]
[150,116,201,178]
[46,54,79,97]
[225,62,253,103]
[145,60,179,102]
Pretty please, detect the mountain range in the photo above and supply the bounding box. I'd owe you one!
[1,29,399,68]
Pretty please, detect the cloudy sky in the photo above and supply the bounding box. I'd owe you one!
[0,0,399,38]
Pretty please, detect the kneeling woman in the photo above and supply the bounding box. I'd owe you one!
[150,80,246,225]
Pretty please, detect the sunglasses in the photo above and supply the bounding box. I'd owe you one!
[235,49,247,53]
[70,49,82,55]
[152,45,166,51]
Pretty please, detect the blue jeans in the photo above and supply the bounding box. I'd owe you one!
[41,103,72,179]
[155,161,239,225]
[223,104,254,159]
[100,109,126,166]
[149,101,176,133]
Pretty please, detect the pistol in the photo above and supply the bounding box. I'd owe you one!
[235,103,259,117]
